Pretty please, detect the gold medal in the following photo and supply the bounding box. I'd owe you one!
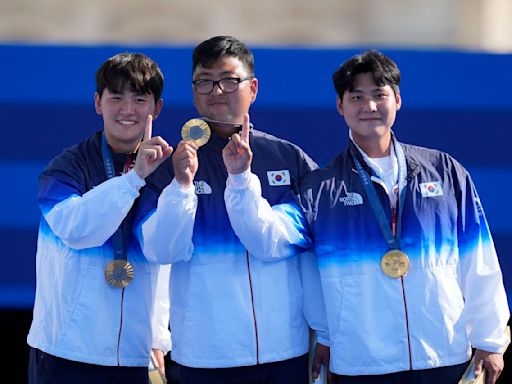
[381,250,409,278]
[105,260,134,288]
[181,118,211,147]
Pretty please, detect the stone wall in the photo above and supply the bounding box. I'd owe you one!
[0,0,511,51]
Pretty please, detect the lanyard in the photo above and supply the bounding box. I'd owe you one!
[350,139,407,250]
[101,132,126,261]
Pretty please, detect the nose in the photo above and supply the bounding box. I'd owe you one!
[362,97,377,112]
[120,99,135,113]
[210,82,223,95]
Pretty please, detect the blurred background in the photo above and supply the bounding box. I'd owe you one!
[1,0,511,380]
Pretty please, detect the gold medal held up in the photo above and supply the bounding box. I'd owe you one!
[105,260,134,288]
[181,118,211,147]
[381,250,409,278]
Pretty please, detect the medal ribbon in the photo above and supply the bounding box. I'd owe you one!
[350,137,407,250]
[101,132,127,261]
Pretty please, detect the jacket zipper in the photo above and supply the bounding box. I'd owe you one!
[401,276,413,369]
[391,187,413,370]
[246,250,260,363]
[116,156,132,365]
[116,287,126,365]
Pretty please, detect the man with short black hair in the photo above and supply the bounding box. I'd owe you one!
[224,49,510,384]
[136,36,330,384]
[28,52,173,384]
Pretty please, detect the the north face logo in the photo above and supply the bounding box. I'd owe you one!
[300,178,365,222]
[330,179,364,207]
[339,192,363,206]
[194,180,212,194]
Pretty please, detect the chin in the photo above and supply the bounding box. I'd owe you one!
[365,126,388,135]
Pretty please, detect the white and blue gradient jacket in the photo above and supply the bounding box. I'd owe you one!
[226,139,510,375]
[136,128,329,368]
[27,132,171,367]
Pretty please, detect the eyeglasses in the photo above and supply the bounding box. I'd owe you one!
[192,77,252,94]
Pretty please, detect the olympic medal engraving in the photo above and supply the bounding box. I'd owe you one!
[105,260,134,288]
[381,250,409,278]
[181,118,211,147]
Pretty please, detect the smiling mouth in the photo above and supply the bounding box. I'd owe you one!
[117,120,137,125]
[208,101,228,106]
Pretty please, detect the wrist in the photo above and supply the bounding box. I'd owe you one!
[226,168,252,189]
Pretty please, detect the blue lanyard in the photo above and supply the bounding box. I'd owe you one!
[350,139,407,250]
[101,132,126,261]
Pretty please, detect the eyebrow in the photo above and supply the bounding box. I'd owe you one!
[350,86,387,93]
[194,70,236,78]
[108,90,150,96]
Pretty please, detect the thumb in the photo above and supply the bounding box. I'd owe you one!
[474,358,484,376]
[164,145,174,157]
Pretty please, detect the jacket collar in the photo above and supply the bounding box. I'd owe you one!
[347,134,421,181]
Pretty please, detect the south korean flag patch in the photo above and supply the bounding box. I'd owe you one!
[420,181,443,197]
[267,170,291,186]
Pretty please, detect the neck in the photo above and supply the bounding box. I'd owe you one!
[352,132,392,158]
[210,122,240,138]
[105,136,140,154]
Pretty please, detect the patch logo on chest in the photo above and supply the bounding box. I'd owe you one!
[194,180,212,194]
[267,170,291,186]
[420,181,443,197]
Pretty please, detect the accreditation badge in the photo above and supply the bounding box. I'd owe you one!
[381,249,409,278]
[105,260,134,288]
[181,118,211,147]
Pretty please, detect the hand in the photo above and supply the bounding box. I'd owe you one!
[474,349,504,384]
[172,140,199,187]
[151,348,166,379]
[222,114,253,174]
[134,115,174,179]
[311,343,334,383]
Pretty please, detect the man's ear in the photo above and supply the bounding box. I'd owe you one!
[152,98,164,120]
[94,92,102,115]
[336,95,344,116]
[395,89,402,111]
[250,77,259,104]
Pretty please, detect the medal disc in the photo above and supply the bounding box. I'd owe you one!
[181,119,211,147]
[381,250,409,278]
[105,260,134,288]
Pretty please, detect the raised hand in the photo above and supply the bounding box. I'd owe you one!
[134,115,174,179]
[172,140,199,188]
[222,114,253,174]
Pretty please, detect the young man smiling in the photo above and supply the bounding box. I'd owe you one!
[27,52,173,384]
[223,49,510,384]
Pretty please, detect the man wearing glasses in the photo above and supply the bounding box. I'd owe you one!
[136,36,330,383]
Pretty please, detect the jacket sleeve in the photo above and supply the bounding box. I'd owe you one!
[458,170,510,352]
[41,169,145,250]
[224,169,312,262]
[151,264,172,354]
[300,250,330,346]
[137,179,197,264]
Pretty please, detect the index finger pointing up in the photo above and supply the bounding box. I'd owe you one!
[144,114,153,141]
[241,114,250,144]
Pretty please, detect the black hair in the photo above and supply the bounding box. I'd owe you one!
[332,50,400,98]
[192,36,254,76]
[96,52,164,101]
